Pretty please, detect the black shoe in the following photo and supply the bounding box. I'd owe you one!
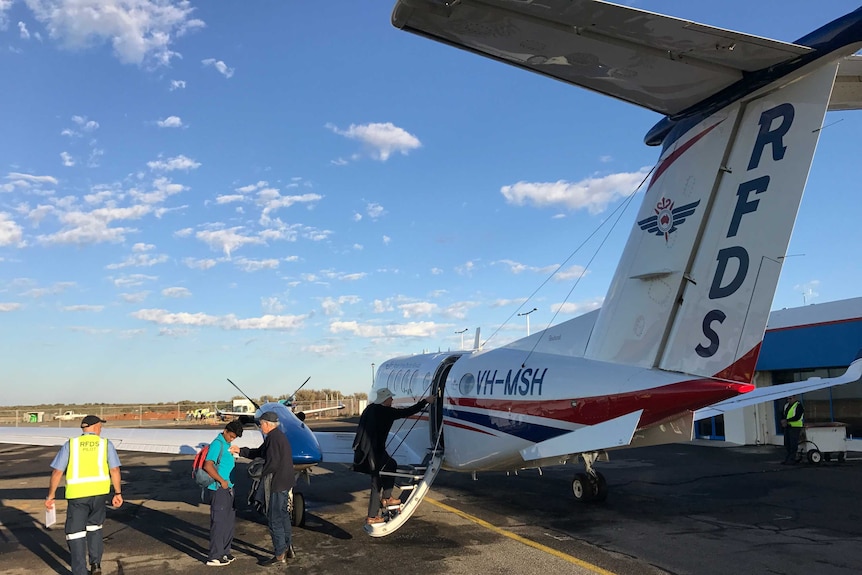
[90,564,101,575]
[206,556,231,566]
[286,545,296,559]
[225,554,236,563]
[259,555,287,566]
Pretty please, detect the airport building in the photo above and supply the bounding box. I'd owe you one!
[696,297,862,451]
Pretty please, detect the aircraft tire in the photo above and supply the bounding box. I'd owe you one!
[591,471,608,502]
[290,491,306,527]
[572,473,595,502]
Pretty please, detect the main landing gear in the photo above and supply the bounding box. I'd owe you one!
[571,451,608,503]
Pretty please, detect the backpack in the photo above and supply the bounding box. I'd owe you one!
[192,442,224,488]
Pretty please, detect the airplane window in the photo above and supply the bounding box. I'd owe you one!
[387,370,395,388]
[408,370,419,395]
[394,370,404,393]
[422,372,432,396]
[458,373,475,396]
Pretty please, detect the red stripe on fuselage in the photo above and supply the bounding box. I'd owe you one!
[453,378,753,429]
[648,120,724,190]
[405,413,496,436]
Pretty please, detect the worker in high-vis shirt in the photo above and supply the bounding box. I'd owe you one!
[781,394,805,465]
[46,415,123,575]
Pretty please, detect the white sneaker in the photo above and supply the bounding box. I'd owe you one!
[206,556,231,566]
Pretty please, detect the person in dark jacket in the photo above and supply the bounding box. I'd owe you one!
[238,411,296,565]
[353,388,434,525]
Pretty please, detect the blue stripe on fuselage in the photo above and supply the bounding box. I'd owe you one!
[443,406,569,443]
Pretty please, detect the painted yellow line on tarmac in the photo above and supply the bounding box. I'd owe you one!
[425,497,618,575]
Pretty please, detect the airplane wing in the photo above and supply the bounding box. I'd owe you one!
[300,403,345,416]
[391,0,812,116]
[0,427,265,455]
[694,355,862,420]
[519,410,643,462]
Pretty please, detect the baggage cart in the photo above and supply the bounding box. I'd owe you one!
[798,422,848,464]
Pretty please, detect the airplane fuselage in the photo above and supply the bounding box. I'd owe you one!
[376,349,751,472]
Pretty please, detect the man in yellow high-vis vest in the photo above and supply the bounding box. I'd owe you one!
[45,415,123,575]
[781,394,805,464]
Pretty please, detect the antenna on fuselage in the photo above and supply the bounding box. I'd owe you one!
[472,328,481,351]
[227,378,261,411]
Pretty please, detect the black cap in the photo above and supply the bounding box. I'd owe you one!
[259,411,278,423]
[81,415,106,428]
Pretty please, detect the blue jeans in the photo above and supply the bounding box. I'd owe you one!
[267,489,292,557]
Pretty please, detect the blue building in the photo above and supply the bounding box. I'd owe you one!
[696,297,862,449]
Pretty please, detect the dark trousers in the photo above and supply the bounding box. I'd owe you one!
[65,495,107,575]
[267,489,292,558]
[208,487,235,561]
[784,426,801,461]
[367,458,397,518]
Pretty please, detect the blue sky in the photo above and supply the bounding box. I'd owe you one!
[1,0,860,405]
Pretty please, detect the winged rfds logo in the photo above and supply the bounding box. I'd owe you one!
[637,197,700,242]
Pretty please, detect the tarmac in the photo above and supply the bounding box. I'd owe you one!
[1,419,861,575]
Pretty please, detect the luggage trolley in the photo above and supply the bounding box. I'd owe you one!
[798,422,848,464]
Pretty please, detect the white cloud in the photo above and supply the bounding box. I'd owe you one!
[169,79,186,90]
[234,258,279,272]
[157,115,183,128]
[132,242,154,252]
[162,286,191,298]
[26,0,205,67]
[0,303,22,312]
[0,213,24,246]
[5,172,58,186]
[261,296,284,314]
[330,320,443,339]
[399,301,437,319]
[551,298,603,315]
[327,122,421,161]
[196,227,265,258]
[62,304,104,312]
[60,151,75,166]
[37,204,151,246]
[18,21,30,39]
[321,295,360,316]
[105,253,168,269]
[202,57,234,78]
[147,154,200,171]
[500,168,651,214]
[112,274,157,288]
[120,291,149,303]
[72,115,99,131]
[182,257,218,270]
[131,308,307,331]
[366,202,385,219]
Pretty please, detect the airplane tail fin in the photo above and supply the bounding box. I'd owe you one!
[585,62,840,382]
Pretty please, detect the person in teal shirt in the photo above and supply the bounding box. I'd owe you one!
[202,420,243,566]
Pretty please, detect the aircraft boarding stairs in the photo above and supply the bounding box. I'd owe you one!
[364,446,444,537]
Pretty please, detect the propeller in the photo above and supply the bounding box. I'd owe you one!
[226,378,261,411]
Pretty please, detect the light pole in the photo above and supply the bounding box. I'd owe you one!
[371,363,375,386]
[455,328,468,350]
[517,308,537,336]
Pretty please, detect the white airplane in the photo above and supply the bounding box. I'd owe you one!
[327,1,862,537]
[3,1,862,541]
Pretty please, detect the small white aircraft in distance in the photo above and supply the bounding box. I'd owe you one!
[325,1,862,537]
[215,378,346,423]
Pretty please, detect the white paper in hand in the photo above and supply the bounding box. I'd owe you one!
[45,506,57,528]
